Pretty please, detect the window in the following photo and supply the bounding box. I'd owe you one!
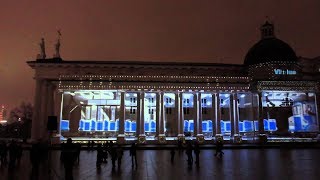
[202,108,207,114]
[130,108,136,114]
[201,98,207,105]
[166,98,172,104]
[183,107,190,114]
[148,108,154,115]
[130,97,136,103]
[149,98,154,103]
[166,108,172,114]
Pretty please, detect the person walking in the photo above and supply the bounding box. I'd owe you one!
[185,142,193,168]
[116,144,124,169]
[194,142,200,167]
[214,140,224,158]
[62,138,77,180]
[96,144,103,169]
[110,144,117,169]
[30,142,41,180]
[129,143,137,168]
[0,141,8,166]
[8,140,18,170]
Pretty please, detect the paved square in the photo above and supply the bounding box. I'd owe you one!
[1,148,319,180]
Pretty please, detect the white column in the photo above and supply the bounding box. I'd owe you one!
[175,92,179,136]
[40,81,49,139]
[46,83,54,117]
[31,79,43,141]
[193,92,198,136]
[198,92,203,135]
[156,92,160,136]
[178,92,184,136]
[216,93,221,134]
[258,92,264,134]
[136,92,141,136]
[159,92,165,134]
[229,93,235,136]
[119,91,126,135]
[233,93,239,135]
[54,90,63,135]
[211,93,216,136]
[140,92,145,135]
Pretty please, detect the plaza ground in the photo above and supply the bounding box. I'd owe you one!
[1,148,320,180]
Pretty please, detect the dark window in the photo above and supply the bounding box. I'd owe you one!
[166,108,172,114]
[202,108,207,114]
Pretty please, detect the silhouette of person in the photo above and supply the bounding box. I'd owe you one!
[129,143,137,168]
[30,141,41,180]
[0,141,8,166]
[96,144,103,169]
[16,142,23,165]
[214,140,224,158]
[194,142,200,167]
[116,144,124,169]
[186,142,193,168]
[170,149,175,163]
[8,140,18,170]
[62,138,76,180]
[110,144,117,169]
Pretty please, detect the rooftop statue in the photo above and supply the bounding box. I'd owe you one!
[36,38,46,59]
[54,30,61,58]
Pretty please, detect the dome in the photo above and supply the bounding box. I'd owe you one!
[244,38,297,65]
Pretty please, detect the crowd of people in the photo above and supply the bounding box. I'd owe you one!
[0,138,224,180]
[0,140,23,169]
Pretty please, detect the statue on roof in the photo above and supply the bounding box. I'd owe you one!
[37,38,46,59]
[53,30,62,58]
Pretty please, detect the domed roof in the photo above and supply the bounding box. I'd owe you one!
[244,21,297,66]
[244,38,297,65]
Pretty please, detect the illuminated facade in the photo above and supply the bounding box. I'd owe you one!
[27,21,319,143]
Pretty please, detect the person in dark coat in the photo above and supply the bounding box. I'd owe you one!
[96,144,103,169]
[110,145,117,169]
[194,142,200,167]
[185,142,193,168]
[129,143,137,168]
[0,141,8,166]
[214,140,224,158]
[30,142,41,179]
[116,144,124,169]
[62,138,77,180]
[8,140,18,170]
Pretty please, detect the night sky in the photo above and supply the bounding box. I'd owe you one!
[0,0,320,111]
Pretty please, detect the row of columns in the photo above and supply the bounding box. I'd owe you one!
[116,91,263,139]
[31,81,266,142]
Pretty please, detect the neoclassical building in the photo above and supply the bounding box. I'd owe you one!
[28,21,320,143]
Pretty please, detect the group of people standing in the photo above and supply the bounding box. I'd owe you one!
[0,140,23,169]
[171,139,224,168]
[96,141,125,170]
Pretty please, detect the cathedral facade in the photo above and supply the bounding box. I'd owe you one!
[28,22,320,143]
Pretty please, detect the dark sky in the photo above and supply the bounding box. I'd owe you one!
[0,0,320,111]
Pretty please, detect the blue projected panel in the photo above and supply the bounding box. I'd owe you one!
[239,121,244,132]
[125,120,131,132]
[202,121,208,132]
[91,120,96,131]
[79,120,84,131]
[96,121,104,131]
[208,120,213,132]
[184,120,189,132]
[150,120,156,132]
[131,121,136,131]
[61,120,69,131]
